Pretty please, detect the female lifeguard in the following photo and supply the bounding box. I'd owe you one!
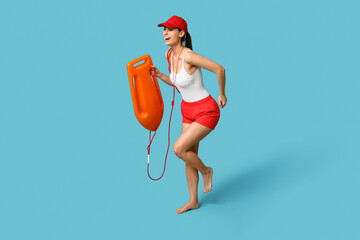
[152,15,227,214]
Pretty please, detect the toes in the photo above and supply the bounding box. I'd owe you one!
[176,203,195,214]
[176,207,183,214]
[203,185,211,193]
[176,205,186,214]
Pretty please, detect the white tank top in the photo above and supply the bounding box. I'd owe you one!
[169,50,210,102]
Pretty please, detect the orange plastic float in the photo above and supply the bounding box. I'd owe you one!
[127,55,164,131]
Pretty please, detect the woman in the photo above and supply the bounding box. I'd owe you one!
[152,15,227,214]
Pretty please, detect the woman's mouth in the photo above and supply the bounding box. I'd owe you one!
[164,36,171,41]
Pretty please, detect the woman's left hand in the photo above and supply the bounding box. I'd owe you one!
[218,94,227,108]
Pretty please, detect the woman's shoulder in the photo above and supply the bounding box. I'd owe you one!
[183,48,197,62]
[183,47,193,53]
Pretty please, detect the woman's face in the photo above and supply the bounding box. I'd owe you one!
[163,27,184,46]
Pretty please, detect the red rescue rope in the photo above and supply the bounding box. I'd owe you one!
[146,47,183,181]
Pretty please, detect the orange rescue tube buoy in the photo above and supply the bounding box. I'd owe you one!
[127,55,164,131]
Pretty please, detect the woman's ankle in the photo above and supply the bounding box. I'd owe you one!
[200,166,211,176]
[189,197,199,203]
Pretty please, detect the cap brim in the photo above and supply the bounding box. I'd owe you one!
[157,22,177,28]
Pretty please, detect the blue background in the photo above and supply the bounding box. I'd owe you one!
[1,0,359,239]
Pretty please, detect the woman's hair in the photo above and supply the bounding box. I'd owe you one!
[178,28,192,50]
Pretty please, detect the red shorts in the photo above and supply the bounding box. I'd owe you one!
[181,95,220,130]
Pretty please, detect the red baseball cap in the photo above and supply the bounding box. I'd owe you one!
[157,15,188,33]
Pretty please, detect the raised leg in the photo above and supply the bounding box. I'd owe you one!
[173,122,212,175]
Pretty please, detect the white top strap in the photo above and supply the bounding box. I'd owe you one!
[182,50,192,66]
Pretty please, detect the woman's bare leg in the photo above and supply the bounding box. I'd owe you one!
[176,124,200,214]
[174,122,214,214]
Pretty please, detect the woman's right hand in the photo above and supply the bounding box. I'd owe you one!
[151,65,172,86]
[151,65,162,77]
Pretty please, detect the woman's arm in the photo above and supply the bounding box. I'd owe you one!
[185,51,227,108]
[150,49,174,86]
[152,68,173,86]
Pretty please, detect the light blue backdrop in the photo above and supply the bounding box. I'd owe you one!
[1,0,359,239]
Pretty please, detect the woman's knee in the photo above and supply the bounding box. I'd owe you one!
[173,141,186,159]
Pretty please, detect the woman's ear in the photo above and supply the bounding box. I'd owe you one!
[179,30,185,38]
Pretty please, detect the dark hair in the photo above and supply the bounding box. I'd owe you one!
[178,28,192,50]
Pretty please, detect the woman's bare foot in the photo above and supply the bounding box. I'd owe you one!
[203,167,213,193]
[176,201,199,214]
